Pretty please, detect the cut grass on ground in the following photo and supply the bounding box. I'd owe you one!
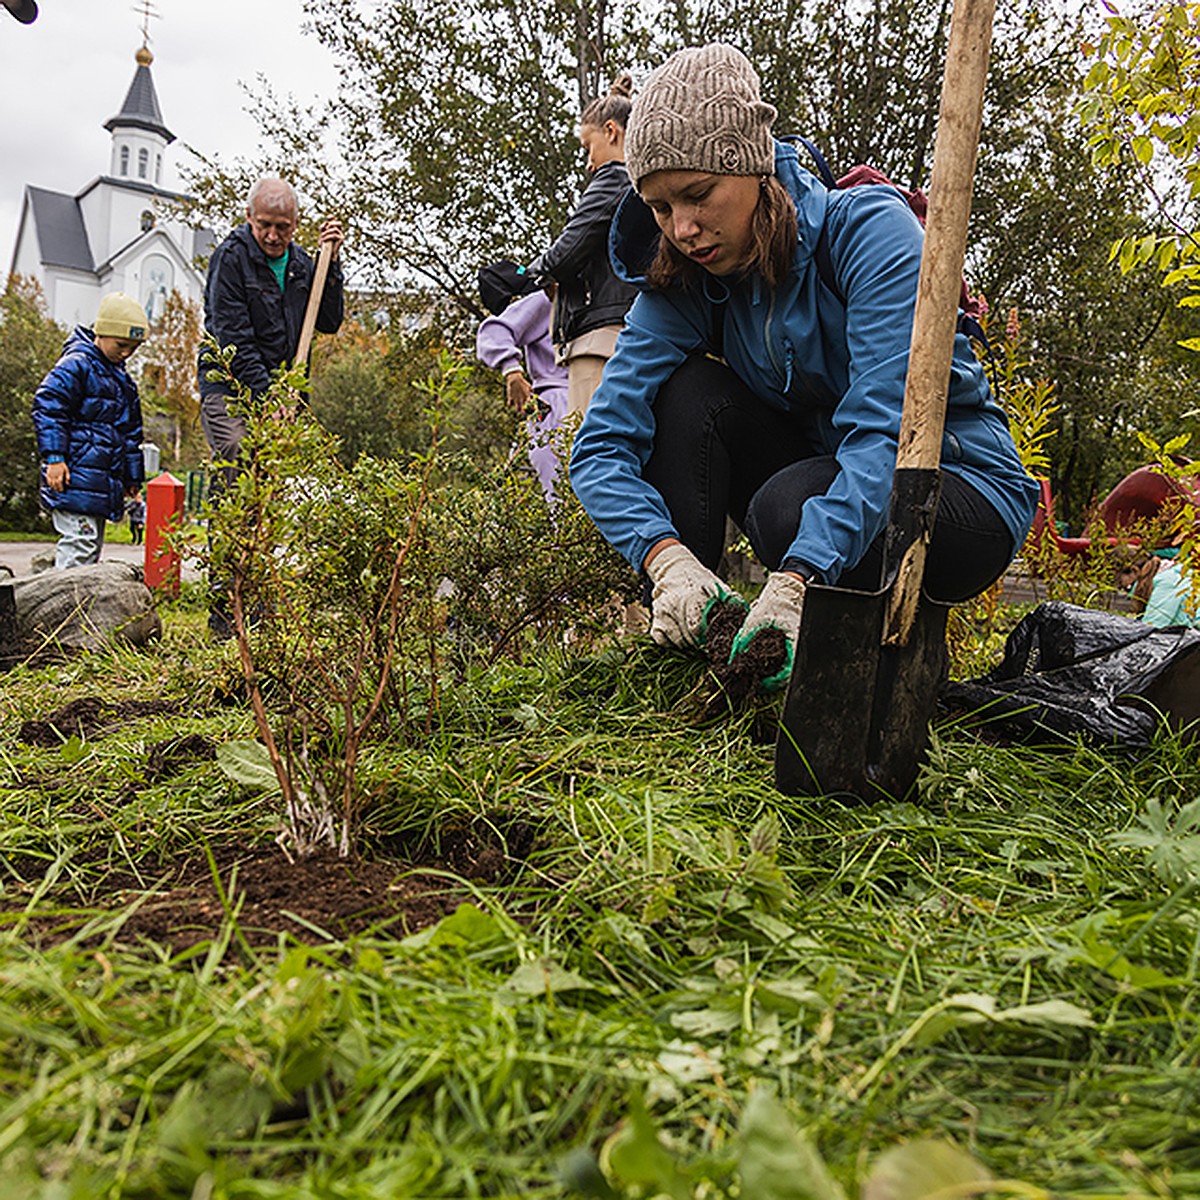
[0,612,1197,1198]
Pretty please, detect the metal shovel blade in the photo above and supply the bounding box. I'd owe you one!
[774,580,949,799]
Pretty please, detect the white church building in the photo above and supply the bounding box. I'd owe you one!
[7,44,214,329]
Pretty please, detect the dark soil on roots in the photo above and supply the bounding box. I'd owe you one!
[3,813,538,954]
[703,600,788,711]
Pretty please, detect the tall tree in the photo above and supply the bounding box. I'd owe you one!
[0,276,65,530]
[181,0,1076,310]
[177,0,1197,513]
[183,0,639,317]
[1080,1,1200,342]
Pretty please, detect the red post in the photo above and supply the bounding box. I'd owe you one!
[144,471,184,596]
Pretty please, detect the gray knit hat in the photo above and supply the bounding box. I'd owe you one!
[625,44,777,190]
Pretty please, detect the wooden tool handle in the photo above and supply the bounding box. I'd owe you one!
[895,0,995,473]
[885,0,996,644]
[294,238,333,368]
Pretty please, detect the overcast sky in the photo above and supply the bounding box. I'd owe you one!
[0,0,339,270]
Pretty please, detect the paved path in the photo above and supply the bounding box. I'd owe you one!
[0,539,201,582]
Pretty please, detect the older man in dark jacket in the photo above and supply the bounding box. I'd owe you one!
[199,177,344,491]
[199,177,343,636]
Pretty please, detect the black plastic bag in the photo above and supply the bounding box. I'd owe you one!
[942,601,1200,746]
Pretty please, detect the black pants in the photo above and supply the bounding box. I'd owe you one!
[642,356,1013,602]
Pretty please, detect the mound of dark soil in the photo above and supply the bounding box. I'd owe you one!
[145,733,217,783]
[18,696,178,746]
[4,813,537,953]
[108,846,456,951]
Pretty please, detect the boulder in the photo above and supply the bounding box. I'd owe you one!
[11,561,161,656]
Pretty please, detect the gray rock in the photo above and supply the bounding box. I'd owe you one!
[11,561,161,655]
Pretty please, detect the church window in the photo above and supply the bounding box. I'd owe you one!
[119,146,130,175]
[138,148,149,179]
[155,155,162,184]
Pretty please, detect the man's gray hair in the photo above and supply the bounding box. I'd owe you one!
[246,177,299,218]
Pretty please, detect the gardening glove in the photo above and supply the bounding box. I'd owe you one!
[728,571,808,693]
[646,543,746,649]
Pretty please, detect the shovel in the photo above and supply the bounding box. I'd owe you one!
[279,237,334,418]
[294,236,334,368]
[774,0,997,799]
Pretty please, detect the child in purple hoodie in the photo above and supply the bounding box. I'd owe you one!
[476,289,568,502]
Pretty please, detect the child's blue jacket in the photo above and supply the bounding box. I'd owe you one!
[33,327,145,521]
[568,140,1039,583]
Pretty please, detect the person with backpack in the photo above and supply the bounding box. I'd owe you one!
[569,43,1040,692]
[525,75,639,417]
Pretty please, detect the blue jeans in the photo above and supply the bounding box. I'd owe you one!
[641,356,1013,601]
[52,509,105,569]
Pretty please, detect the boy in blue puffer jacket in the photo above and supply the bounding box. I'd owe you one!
[33,293,148,569]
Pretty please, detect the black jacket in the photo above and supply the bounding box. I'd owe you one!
[199,223,344,399]
[527,160,637,347]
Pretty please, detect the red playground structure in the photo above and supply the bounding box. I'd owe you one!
[1029,463,1200,556]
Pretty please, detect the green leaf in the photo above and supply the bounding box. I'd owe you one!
[215,739,280,791]
[605,1097,692,1200]
[737,1090,847,1200]
[757,979,826,1011]
[499,957,596,999]
[671,1006,741,1037]
[400,902,507,950]
[657,1039,724,1084]
[749,811,781,858]
[58,735,89,764]
[913,993,1093,1046]
[861,1139,993,1200]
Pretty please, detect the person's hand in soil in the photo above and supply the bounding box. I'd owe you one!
[727,571,808,692]
[644,540,746,648]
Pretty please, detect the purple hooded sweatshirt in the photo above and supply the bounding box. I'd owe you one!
[476,290,569,500]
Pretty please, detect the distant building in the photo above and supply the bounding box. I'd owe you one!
[7,44,214,328]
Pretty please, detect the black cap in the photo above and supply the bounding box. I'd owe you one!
[2,0,39,24]
[477,260,539,316]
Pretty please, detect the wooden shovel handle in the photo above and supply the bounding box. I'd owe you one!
[885,0,996,644]
[294,237,333,368]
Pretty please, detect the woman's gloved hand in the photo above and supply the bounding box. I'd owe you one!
[728,571,808,692]
[645,542,746,648]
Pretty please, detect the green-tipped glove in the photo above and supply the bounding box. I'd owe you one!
[728,571,808,692]
[646,543,746,649]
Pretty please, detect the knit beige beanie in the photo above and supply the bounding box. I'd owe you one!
[624,44,777,190]
[94,293,149,340]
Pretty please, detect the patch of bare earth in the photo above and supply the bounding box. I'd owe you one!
[6,818,535,952]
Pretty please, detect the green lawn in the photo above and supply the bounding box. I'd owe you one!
[0,607,1195,1198]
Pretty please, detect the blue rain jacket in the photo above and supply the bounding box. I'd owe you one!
[569,140,1039,583]
[33,327,145,520]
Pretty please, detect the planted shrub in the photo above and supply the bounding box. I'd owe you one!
[199,346,448,858]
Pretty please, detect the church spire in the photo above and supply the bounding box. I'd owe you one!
[104,0,172,144]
